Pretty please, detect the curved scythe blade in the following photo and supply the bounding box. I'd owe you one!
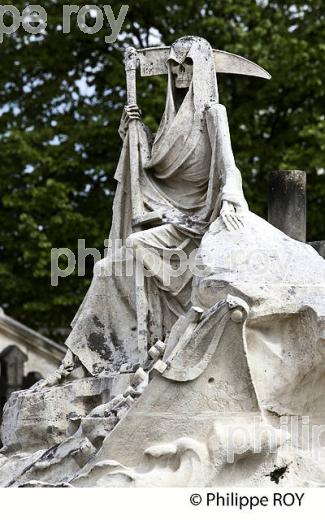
[136,46,271,80]
[213,49,271,79]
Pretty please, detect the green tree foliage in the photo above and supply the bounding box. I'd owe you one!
[0,1,324,340]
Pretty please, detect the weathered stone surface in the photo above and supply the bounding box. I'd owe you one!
[1,374,130,453]
[196,213,325,413]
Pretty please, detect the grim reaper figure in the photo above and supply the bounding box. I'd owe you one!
[63,36,251,376]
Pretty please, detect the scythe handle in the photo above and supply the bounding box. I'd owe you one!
[124,47,149,362]
[124,47,144,224]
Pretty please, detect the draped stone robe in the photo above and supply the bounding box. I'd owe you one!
[65,37,248,376]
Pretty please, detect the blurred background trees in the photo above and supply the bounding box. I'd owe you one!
[0,0,324,340]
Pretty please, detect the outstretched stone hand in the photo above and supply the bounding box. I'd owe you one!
[118,103,142,139]
[219,200,245,232]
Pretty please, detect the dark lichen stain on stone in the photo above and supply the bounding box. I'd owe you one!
[92,363,104,375]
[86,316,127,370]
[109,329,122,351]
[268,465,289,484]
[85,316,112,361]
[87,331,112,360]
[93,316,104,330]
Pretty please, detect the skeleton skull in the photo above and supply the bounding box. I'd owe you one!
[170,58,193,89]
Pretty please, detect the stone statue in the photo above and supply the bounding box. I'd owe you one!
[1,36,325,488]
[53,36,266,378]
